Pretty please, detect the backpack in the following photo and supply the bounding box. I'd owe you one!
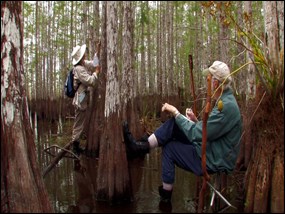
[64,68,80,98]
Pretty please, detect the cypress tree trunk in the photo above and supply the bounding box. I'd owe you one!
[1,2,53,212]
[96,1,131,204]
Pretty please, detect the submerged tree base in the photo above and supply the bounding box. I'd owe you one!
[243,88,284,213]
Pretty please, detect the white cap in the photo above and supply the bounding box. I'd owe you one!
[71,44,86,65]
[203,61,232,83]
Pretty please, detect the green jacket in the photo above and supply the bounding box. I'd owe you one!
[175,88,242,173]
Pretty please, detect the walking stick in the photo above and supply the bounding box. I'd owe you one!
[189,54,201,211]
[197,73,212,213]
[188,55,197,116]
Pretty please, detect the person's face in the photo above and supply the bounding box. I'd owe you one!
[79,53,86,65]
[211,77,220,90]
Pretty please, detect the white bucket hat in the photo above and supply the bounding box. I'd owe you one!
[71,44,86,65]
[203,61,232,83]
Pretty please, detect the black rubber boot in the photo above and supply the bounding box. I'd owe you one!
[122,121,150,158]
[139,133,150,142]
[158,185,173,212]
[72,141,84,156]
[159,200,172,213]
[158,185,172,203]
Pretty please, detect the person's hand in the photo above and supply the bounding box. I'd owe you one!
[162,103,179,116]
[186,108,198,122]
[95,65,101,75]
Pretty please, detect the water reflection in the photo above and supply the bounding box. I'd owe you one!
[37,120,241,213]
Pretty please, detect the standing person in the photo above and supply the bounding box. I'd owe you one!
[71,44,100,155]
[123,61,242,205]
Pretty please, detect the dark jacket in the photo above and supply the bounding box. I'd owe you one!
[175,88,242,173]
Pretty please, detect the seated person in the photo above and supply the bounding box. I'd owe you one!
[123,61,242,203]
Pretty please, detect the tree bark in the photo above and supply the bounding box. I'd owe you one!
[121,1,143,138]
[140,1,146,96]
[253,147,270,212]
[271,154,284,212]
[1,2,53,212]
[96,1,131,204]
[86,1,104,157]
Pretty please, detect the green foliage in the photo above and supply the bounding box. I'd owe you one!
[23,2,33,17]
[231,15,283,101]
[202,1,283,102]
[140,10,149,25]
[23,1,283,105]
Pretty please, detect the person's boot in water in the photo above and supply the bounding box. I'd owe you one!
[122,121,150,158]
[72,140,84,156]
[158,185,173,212]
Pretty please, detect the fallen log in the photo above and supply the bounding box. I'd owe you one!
[42,141,78,178]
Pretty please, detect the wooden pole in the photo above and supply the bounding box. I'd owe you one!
[189,54,201,211]
[197,74,212,213]
[188,54,197,115]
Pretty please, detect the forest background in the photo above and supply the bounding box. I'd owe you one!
[1,1,284,213]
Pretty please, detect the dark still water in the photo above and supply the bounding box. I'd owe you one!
[36,119,242,213]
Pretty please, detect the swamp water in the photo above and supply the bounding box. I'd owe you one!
[35,119,241,213]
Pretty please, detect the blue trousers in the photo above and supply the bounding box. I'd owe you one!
[154,118,205,184]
